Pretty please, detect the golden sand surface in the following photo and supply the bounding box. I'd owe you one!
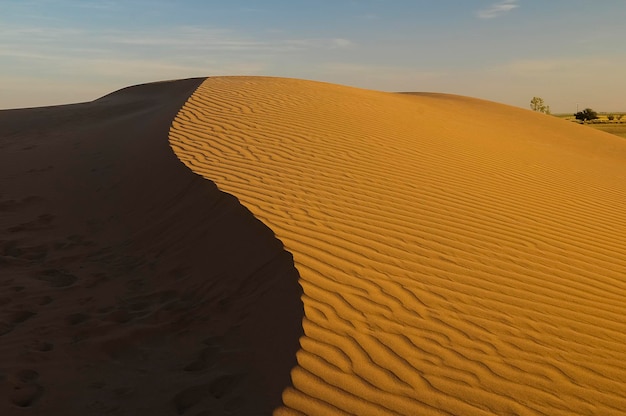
[170,76,626,415]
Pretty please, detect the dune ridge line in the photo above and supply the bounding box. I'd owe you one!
[169,76,626,415]
[1,78,302,414]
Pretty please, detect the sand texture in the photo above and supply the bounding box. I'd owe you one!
[170,77,626,415]
[0,78,303,415]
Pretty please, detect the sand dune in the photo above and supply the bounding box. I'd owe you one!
[0,78,302,415]
[170,77,626,415]
[3,75,625,415]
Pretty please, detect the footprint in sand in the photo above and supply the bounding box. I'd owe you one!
[171,374,243,415]
[6,369,44,408]
[105,308,135,324]
[7,213,55,233]
[34,269,78,288]
[29,340,54,352]
[9,310,37,324]
[183,344,220,372]
[0,310,36,336]
[208,374,241,400]
[0,196,44,213]
[224,396,246,413]
[36,296,53,306]
[66,312,89,326]
[0,321,14,336]
[172,384,207,415]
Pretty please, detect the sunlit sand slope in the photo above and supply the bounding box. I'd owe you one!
[170,76,626,415]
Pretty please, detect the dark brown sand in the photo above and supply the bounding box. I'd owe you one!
[0,78,303,415]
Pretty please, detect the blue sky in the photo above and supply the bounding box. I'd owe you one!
[1,0,625,112]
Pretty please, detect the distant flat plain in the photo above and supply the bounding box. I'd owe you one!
[554,113,626,139]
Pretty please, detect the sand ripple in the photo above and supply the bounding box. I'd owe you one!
[170,76,626,415]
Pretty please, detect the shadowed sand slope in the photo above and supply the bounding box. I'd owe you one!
[170,76,626,415]
[0,78,303,415]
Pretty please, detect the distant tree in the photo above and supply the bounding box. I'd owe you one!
[530,97,550,114]
[607,114,615,121]
[574,108,598,123]
[616,114,623,121]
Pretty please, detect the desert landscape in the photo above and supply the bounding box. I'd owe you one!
[2,75,625,415]
[0,78,302,415]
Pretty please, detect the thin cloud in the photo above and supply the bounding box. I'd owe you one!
[284,38,354,50]
[477,0,519,19]
[0,23,354,57]
[496,57,615,77]
[0,22,353,108]
[101,27,354,52]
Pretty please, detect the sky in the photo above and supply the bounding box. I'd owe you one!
[1,0,625,113]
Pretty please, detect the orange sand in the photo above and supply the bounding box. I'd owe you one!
[3,75,625,415]
[170,77,626,415]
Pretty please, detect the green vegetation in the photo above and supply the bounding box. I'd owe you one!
[586,124,626,139]
[575,108,599,122]
[530,97,550,114]
[530,96,625,139]
[552,110,626,139]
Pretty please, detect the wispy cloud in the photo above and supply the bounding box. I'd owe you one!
[0,23,353,65]
[283,38,354,50]
[476,0,519,19]
[0,24,353,55]
[0,22,356,107]
[496,57,615,77]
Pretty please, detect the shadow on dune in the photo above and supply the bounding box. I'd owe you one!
[0,78,303,415]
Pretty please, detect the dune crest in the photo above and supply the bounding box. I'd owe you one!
[170,76,626,415]
[1,78,302,415]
